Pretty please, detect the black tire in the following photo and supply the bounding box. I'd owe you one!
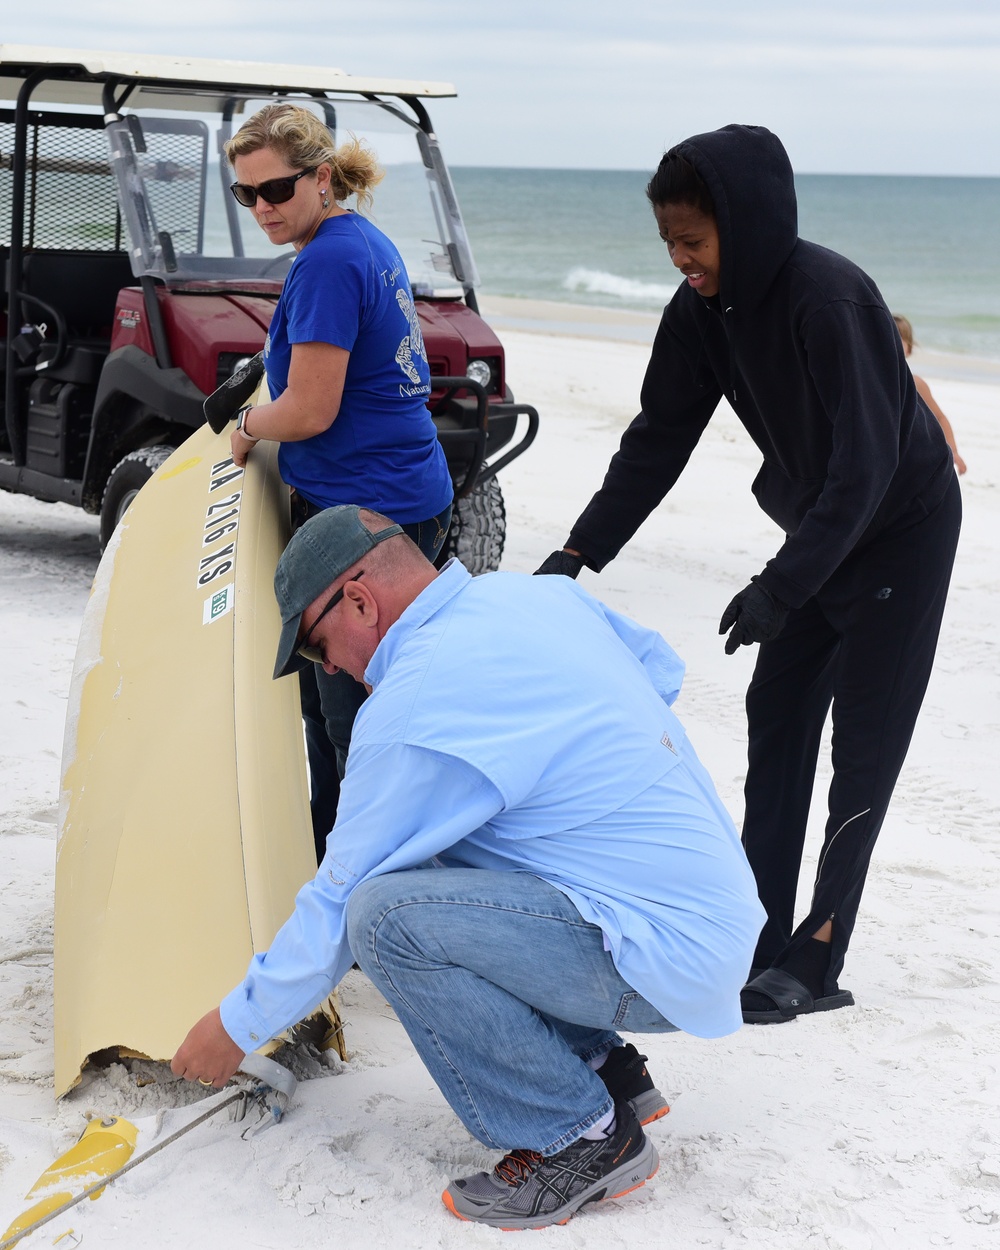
[99,445,174,550]
[441,477,506,575]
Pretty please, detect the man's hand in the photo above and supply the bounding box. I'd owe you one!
[171,1007,246,1088]
[534,549,585,578]
[719,577,788,655]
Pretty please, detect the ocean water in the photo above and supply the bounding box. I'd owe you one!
[451,169,1000,361]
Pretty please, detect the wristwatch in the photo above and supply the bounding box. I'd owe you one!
[235,406,259,443]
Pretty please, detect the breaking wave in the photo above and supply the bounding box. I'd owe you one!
[563,267,677,304]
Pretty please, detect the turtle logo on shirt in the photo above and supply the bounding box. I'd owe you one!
[395,339,422,385]
[395,288,428,385]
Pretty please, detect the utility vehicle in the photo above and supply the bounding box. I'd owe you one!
[0,46,537,566]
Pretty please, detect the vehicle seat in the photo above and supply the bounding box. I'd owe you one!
[19,250,135,339]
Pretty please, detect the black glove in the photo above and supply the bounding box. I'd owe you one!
[719,576,788,655]
[534,549,585,578]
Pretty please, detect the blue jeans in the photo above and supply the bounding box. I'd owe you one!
[346,868,676,1155]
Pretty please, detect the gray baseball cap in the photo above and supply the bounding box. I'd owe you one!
[272,506,402,679]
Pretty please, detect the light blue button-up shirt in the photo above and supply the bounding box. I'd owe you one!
[221,560,765,1050]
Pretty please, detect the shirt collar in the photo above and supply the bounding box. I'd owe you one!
[364,558,471,688]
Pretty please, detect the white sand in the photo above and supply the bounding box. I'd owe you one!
[1,326,998,1248]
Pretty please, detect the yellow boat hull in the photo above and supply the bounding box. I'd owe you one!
[56,413,329,1097]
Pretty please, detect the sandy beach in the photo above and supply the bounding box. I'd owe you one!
[1,311,998,1249]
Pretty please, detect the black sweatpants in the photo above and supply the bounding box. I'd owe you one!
[741,474,962,994]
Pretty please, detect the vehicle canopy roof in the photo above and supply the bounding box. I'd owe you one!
[0,44,457,110]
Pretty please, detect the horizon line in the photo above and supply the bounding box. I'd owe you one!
[449,165,1000,180]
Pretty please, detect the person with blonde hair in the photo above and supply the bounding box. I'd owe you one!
[893,315,967,474]
[225,103,454,856]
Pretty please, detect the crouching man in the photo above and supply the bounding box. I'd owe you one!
[172,506,765,1230]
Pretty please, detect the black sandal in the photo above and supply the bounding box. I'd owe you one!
[741,967,855,1024]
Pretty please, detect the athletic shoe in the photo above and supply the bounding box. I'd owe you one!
[442,1099,658,1229]
[597,1043,670,1125]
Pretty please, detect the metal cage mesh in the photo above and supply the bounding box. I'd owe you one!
[0,111,207,255]
[0,110,124,251]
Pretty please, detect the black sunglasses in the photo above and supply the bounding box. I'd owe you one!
[229,166,317,208]
[296,571,364,664]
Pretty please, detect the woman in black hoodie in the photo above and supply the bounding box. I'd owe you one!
[538,125,961,1023]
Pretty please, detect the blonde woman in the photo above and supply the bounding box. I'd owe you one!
[226,104,453,851]
[893,315,966,474]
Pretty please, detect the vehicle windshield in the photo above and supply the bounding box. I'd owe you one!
[100,94,478,292]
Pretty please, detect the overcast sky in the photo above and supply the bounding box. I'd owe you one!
[4,1,998,175]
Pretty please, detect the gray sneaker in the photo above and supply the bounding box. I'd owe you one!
[442,1100,659,1229]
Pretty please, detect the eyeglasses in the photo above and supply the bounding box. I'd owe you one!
[229,166,317,208]
[296,571,364,664]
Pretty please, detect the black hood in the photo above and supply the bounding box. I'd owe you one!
[669,125,798,315]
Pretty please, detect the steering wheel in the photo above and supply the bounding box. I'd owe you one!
[18,292,68,371]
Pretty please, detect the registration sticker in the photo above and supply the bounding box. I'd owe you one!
[203,584,234,624]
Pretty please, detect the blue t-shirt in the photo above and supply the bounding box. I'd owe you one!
[264,213,453,523]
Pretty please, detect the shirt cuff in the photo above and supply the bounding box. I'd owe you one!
[219,983,272,1055]
[756,562,809,610]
